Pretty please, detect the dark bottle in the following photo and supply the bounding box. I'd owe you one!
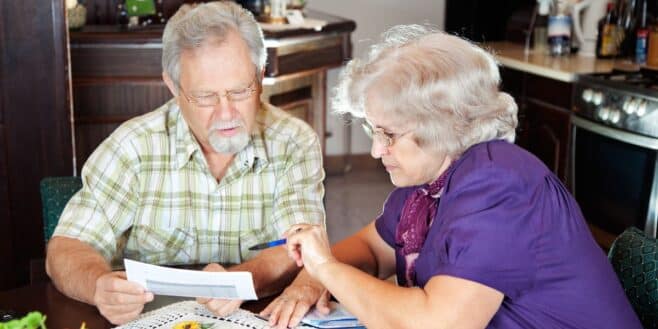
[635,0,648,63]
[117,1,129,27]
[596,2,620,58]
[618,0,640,57]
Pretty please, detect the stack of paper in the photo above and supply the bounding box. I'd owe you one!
[301,302,364,328]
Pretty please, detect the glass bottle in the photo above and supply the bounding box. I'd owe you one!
[596,2,620,58]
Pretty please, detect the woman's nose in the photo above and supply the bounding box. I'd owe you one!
[370,139,389,158]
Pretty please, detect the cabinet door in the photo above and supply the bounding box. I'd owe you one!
[525,99,571,183]
[499,67,527,148]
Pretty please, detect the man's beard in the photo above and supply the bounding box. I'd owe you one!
[208,119,250,154]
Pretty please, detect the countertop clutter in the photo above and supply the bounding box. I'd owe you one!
[484,42,616,82]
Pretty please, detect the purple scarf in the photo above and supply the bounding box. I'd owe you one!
[395,163,453,286]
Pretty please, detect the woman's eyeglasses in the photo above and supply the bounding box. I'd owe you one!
[179,74,259,108]
[361,121,412,148]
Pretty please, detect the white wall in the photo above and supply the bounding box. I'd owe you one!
[306,0,446,156]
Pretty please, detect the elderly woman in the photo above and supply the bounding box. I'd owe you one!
[261,25,641,329]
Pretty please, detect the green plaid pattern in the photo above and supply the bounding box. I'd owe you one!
[54,100,325,266]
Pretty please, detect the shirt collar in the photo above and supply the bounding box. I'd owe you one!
[174,101,270,172]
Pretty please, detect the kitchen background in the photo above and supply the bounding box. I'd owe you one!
[3,0,658,292]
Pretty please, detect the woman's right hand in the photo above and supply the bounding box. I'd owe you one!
[284,224,336,278]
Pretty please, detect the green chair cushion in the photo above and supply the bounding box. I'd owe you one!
[609,226,658,328]
[39,176,82,243]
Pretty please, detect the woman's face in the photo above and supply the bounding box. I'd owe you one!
[365,93,452,187]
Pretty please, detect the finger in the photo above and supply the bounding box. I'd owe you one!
[202,263,226,272]
[217,299,242,317]
[266,298,287,326]
[196,296,211,304]
[98,275,147,295]
[99,303,144,325]
[316,290,332,315]
[260,299,276,317]
[288,302,313,327]
[204,298,241,317]
[284,224,308,237]
[273,299,298,329]
[203,298,227,315]
[95,290,153,306]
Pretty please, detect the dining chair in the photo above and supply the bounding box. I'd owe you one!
[608,226,658,328]
[39,176,82,243]
[31,176,82,283]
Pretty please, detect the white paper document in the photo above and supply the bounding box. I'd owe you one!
[124,259,257,300]
[301,302,364,328]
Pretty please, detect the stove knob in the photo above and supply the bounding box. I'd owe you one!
[582,89,593,103]
[628,99,639,115]
[592,92,604,106]
[637,100,648,117]
[598,107,611,121]
[609,110,621,124]
[623,98,634,114]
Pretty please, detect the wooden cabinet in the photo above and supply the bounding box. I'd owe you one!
[501,67,573,185]
[0,0,73,290]
[70,12,354,172]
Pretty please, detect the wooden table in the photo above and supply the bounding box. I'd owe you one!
[0,282,274,328]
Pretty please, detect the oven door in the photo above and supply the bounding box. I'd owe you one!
[571,115,658,248]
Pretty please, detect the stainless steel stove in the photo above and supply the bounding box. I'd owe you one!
[574,69,658,140]
[572,69,658,248]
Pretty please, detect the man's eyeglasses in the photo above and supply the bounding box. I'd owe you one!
[361,120,412,148]
[179,74,259,108]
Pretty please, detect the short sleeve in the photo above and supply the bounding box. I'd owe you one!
[375,187,416,247]
[53,134,139,261]
[421,163,539,298]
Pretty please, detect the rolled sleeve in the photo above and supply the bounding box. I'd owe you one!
[53,134,139,261]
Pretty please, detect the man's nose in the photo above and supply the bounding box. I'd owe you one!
[212,97,236,120]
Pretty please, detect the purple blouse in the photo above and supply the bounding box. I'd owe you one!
[375,140,641,328]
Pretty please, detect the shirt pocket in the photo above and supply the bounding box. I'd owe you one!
[126,224,195,265]
[239,228,275,262]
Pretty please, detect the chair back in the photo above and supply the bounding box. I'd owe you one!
[608,226,658,328]
[39,176,82,243]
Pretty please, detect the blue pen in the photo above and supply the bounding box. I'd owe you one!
[248,238,286,250]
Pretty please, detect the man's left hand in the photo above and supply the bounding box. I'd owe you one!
[196,263,244,316]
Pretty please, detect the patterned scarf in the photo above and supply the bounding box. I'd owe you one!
[395,163,454,286]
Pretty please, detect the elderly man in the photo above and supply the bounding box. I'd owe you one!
[45,2,324,325]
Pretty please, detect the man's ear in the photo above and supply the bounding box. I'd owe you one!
[257,68,266,94]
[163,72,178,98]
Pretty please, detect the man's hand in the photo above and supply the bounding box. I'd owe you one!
[93,271,154,325]
[197,263,244,316]
[260,275,331,329]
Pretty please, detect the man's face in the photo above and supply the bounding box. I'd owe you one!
[165,30,262,155]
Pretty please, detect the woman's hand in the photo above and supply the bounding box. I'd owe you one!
[284,224,337,278]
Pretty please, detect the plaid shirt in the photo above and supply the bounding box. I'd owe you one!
[54,100,325,266]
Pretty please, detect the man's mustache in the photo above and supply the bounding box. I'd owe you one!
[210,119,243,130]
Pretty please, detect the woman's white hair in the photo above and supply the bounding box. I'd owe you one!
[334,24,518,157]
[162,1,266,88]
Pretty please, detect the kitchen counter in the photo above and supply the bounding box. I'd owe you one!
[484,42,616,82]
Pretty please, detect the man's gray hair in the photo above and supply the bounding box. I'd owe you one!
[333,24,518,157]
[162,1,267,89]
